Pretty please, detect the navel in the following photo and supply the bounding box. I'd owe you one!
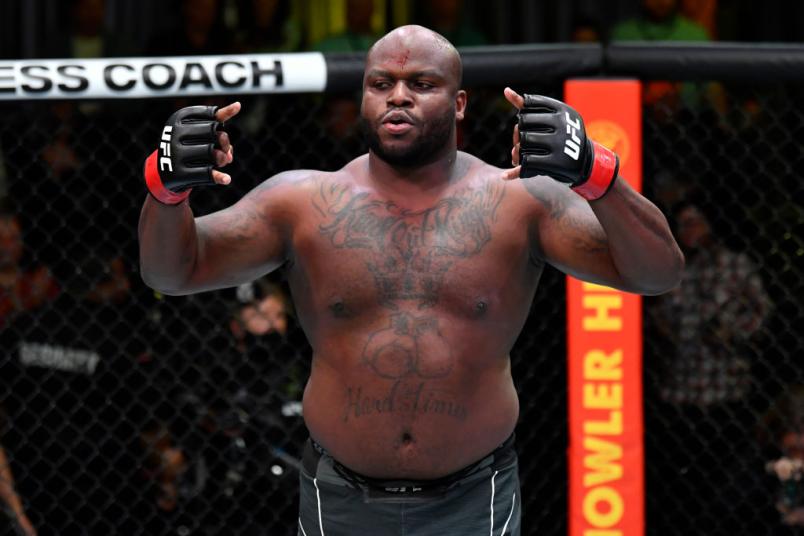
[329,300,348,318]
[474,300,488,316]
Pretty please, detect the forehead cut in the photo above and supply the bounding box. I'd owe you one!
[366,25,462,86]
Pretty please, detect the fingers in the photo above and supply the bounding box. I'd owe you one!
[503,87,524,110]
[213,130,234,167]
[212,169,231,185]
[215,101,241,122]
[500,166,521,181]
[217,130,231,153]
[511,145,520,167]
[511,123,520,166]
[507,94,521,167]
[211,122,234,183]
[213,148,233,167]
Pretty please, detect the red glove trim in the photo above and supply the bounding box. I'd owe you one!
[571,141,619,201]
[144,150,192,205]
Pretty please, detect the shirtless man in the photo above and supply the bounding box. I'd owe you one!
[139,25,683,536]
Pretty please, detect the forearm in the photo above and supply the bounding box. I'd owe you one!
[0,449,24,516]
[590,179,684,295]
[138,195,200,294]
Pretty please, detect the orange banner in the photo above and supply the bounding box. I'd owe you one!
[565,80,643,536]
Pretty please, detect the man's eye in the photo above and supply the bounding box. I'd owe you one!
[414,82,433,89]
[373,81,391,89]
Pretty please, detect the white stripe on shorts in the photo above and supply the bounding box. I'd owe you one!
[500,492,516,535]
[489,470,499,536]
[314,477,325,536]
[298,517,308,536]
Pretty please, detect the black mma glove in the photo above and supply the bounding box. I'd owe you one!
[143,105,221,205]
[518,94,619,201]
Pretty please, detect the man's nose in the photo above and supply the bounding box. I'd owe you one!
[387,81,413,107]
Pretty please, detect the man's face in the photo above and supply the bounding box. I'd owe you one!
[240,295,287,336]
[360,39,465,167]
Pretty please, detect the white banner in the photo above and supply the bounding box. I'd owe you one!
[0,52,327,99]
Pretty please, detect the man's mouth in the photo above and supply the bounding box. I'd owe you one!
[381,111,415,134]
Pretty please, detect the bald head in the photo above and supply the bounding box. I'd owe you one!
[367,25,462,89]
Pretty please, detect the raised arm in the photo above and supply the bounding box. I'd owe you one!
[138,102,299,295]
[502,88,684,295]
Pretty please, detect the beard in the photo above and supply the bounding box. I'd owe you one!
[361,108,455,167]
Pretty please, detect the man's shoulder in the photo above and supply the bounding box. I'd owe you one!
[245,157,366,204]
[458,151,507,182]
[252,168,324,193]
[457,153,571,218]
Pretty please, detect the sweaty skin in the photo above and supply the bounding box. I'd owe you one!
[138,26,683,479]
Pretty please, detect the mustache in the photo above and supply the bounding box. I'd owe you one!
[379,109,417,124]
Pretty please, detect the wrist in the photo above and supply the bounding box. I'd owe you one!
[144,150,192,206]
[571,141,619,201]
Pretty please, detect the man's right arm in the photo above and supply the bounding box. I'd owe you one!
[138,172,299,295]
[137,102,302,295]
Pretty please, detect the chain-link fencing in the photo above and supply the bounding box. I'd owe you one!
[0,75,801,536]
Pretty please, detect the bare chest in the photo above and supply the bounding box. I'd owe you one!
[289,178,534,317]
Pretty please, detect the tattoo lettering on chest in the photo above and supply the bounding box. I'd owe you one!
[312,180,504,309]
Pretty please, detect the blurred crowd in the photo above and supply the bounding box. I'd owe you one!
[0,0,802,535]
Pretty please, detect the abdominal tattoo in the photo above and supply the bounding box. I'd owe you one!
[342,312,467,422]
[313,180,504,422]
[343,379,468,423]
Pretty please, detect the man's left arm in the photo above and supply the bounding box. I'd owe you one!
[586,178,685,294]
[502,88,684,295]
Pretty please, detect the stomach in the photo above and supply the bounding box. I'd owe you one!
[301,342,520,479]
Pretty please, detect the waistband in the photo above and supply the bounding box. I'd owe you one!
[303,433,516,495]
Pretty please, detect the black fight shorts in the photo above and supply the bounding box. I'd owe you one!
[298,435,521,536]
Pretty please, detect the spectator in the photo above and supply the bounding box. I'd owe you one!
[760,386,804,528]
[653,197,770,407]
[229,278,302,412]
[42,0,134,59]
[231,278,290,342]
[146,0,230,56]
[310,0,380,52]
[681,0,719,39]
[646,194,771,534]
[415,0,489,47]
[138,421,190,514]
[308,0,378,172]
[225,278,305,531]
[0,200,60,330]
[612,0,709,41]
[611,0,726,122]
[570,15,604,43]
[2,246,144,534]
[0,410,37,536]
[233,0,301,53]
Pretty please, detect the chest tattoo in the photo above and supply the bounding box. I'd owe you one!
[313,180,505,309]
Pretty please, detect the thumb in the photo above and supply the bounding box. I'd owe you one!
[216,101,242,122]
[503,87,524,110]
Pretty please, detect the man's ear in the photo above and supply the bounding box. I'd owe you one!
[455,90,468,121]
